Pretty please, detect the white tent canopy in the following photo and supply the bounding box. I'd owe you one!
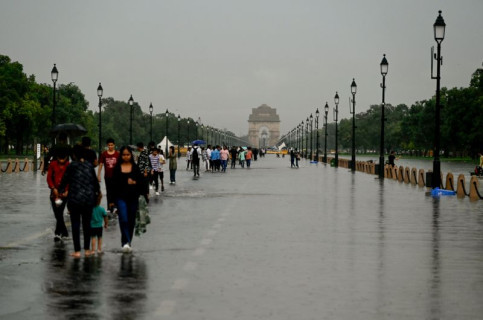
[278,142,286,151]
[157,136,174,151]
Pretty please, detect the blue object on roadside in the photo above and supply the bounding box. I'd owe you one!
[431,187,456,197]
[310,161,318,164]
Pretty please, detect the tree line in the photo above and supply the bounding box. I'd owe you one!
[1,54,483,157]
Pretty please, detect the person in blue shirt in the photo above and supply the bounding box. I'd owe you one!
[91,192,108,254]
[211,146,221,172]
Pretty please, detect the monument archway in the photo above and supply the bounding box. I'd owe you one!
[248,104,280,148]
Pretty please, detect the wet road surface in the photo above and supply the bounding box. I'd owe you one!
[1,156,483,319]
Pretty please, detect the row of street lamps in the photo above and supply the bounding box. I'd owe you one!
[280,11,445,186]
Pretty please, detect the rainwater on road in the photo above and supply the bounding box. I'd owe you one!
[1,155,483,319]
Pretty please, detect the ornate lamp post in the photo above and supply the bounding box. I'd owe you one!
[177,114,181,157]
[149,103,153,143]
[305,118,309,159]
[379,54,389,179]
[324,103,329,163]
[187,119,190,145]
[165,109,169,156]
[301,121,304,156]
[315,109,320,162]
[334,92,339,167]
[128,95,134,145]
[431,10,446,189]
[51,64,59,145]
[97,83,103,155]
[350,79,357,172]
[309,113,313,160]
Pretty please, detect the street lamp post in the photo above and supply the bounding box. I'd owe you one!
[350,79,357,172]
[305,118,309,159]
[379,54,389,179]
[97,83,103,155]
[301,121,304,156]
[165,109,169,156]
[431,10,446,189]
[315,109,320,162]
[187,120,190,145]
[128,95,134,145]
[177,114,181,157]
[149,103,153,143]
[334,92,339,167]
[309,114,313,160]
[324,103,329,163]
[51,64,58,145]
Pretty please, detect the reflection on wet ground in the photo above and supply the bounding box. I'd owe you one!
[1,156,483,319]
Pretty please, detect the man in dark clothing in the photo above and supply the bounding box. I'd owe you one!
[82,136,98,167]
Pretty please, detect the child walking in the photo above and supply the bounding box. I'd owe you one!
[91,192,108,254]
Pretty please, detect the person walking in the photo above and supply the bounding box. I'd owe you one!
[220,145,229,172]
[90,192,108,254]
[239,148,246,168]
[97,138,119,214]
[58,145,100,258]
[245,147,253,168]
[46,149,70,241]
[191,144,201,177]
[230,146,238,169]
[136,142,152,202]
[112,146,143,253]
[290,148,295,168]
[149,148,162,195]
[168,145,177,184]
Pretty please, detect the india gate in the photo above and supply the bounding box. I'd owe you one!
[247,104,280,148]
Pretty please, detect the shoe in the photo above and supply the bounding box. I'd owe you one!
[61,235,70,241]
[155,191,160,196]
[149,185,153,190]
[122,244,132,253]
[54,234,62,242]
[161,186,164,192]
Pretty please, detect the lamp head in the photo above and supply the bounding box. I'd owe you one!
[433,10,446,43]
[149,103,153,113]
[324,102,329,115]
[334,92,339,105]
[128,95,134,106]
[51,64,59,82]
[380,54,388,76]
[351,79,357,94]
[97,83,103,98]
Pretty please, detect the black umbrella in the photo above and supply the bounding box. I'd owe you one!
[50,123,87,136]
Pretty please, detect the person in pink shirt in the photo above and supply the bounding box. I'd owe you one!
[220,146,230,172]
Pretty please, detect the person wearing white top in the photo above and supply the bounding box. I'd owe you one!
[149,148,166,195]
[205,146,212,172]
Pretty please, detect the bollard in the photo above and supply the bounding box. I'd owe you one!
[418,169,426,187]
[404,167,410,184]
[411,168,418,185]
[14,159,20,173]
[469,176,481,201]
[456,174,468,198]
[445,172,454,191]
[6,159,13,173]
[23,158,30,172]
[425,171,433,188]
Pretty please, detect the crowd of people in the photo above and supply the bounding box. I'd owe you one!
[44,135,262,258]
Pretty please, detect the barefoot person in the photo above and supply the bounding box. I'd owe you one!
[112,146,143,253]
[58,145,100,258]
[91,192,108,254]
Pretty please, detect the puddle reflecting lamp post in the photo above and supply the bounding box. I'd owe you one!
[128,95,134,145]
[324,103,329,163]
[431,10,446,189]
[177,114,181,157]
[97,83,103,155]
[350,79,357,172]
[149,103,153,143]
[334,92,339,168]
[165,109,169,156]
[379,54,388,179]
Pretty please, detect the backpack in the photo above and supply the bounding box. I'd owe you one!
[192,147,200,163]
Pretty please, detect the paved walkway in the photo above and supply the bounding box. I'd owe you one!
[1,155,483,319]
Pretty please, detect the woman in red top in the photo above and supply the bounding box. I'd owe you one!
[46,151,70,241]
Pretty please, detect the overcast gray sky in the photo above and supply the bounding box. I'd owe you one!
[1,0,483,137]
